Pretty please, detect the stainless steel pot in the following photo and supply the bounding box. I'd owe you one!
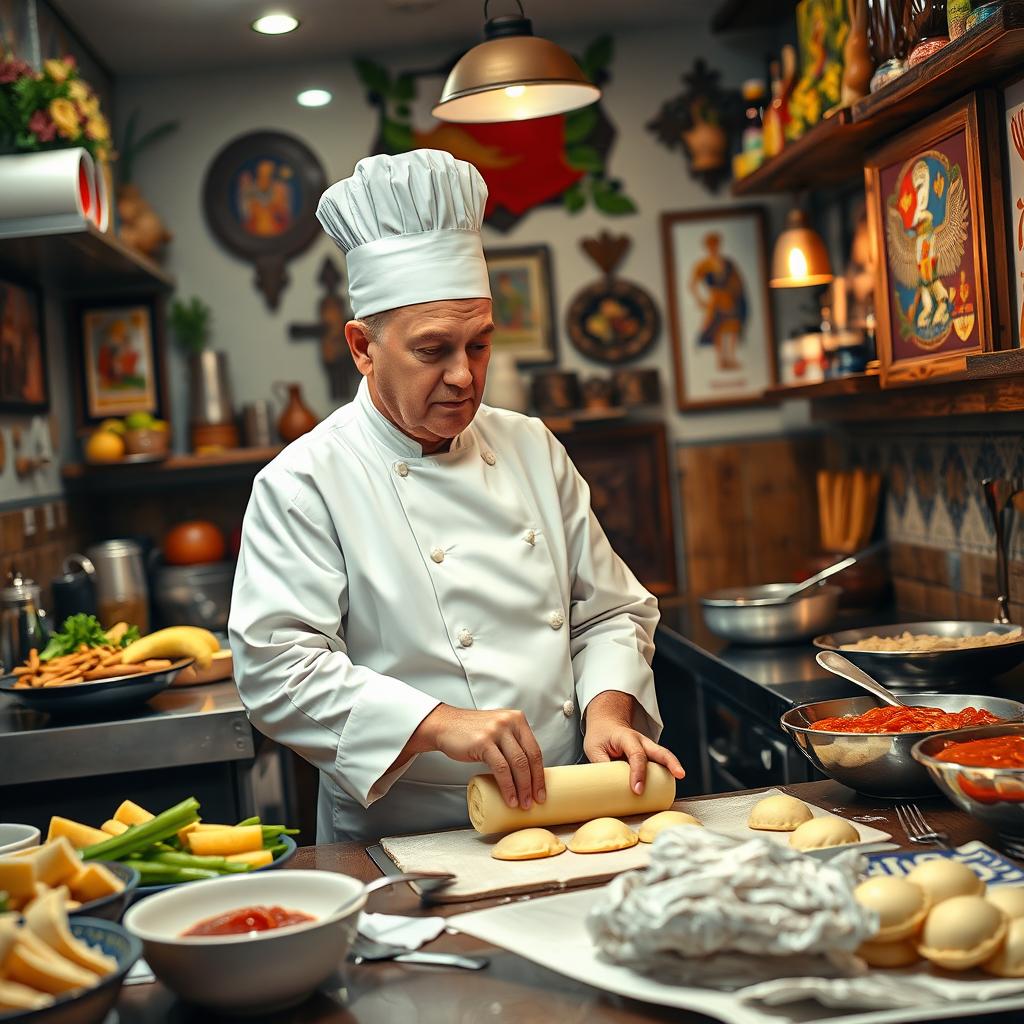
[700,584,840,645]
[153,561,234,631]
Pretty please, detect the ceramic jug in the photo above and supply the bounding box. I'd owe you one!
[841,0,874,105]
[274,382,319,443]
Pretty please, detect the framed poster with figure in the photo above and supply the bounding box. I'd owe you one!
[660,206,776,411]
[0,276,48,412]
[485,245,557,366]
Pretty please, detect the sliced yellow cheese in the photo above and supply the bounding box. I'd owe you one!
[0,858,37,901]
[0,915,19,967]
[187,825,263,857]
[113,800,153,826]
[6,938,98,995]
[24,838,81,887]
[0,978,54,1011]
[224,849,273,868]
[46,817,109,850]
[24,891,117,975]
[101,819,129,836]
[67,863,124,904]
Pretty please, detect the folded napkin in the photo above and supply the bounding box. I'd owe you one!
[358,912,445,950]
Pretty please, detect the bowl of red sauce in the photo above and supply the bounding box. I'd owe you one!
[781,694,1024,799]
[122,869,365,1013]
[913,723,1024,837]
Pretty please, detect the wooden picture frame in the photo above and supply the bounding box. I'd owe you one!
[865,91,1010,387]
[0,274,49,413]
[484,245,558,366]
[660,206,777,411]
[73,295,169,429]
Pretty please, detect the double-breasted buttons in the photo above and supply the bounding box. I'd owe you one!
[394,462,409,478]
[481,449,496,466]
[430,547,445,564]
[562,699,575,717]
[457,629,474,648]
[524,529,537,546]
[548,609,565,629]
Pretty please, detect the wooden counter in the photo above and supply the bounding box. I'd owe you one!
[117,779,1016,1024]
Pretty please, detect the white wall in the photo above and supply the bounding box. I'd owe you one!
[118,17,811,456]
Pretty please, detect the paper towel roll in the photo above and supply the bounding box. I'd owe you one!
[0,148,94,234]
[467,761,676,835]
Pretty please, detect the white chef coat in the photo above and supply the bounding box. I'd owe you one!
[229,377,663,843]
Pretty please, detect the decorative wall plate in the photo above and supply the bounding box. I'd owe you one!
[566,232,660,364]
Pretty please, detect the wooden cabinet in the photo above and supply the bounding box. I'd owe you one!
[555,420,677,597]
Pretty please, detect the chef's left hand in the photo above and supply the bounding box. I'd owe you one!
[583,690,685,795]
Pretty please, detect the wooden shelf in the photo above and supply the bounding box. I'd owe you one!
[729,2,1024,195]
[763,372,880,401]
[0,221,174,293]
[63,446,280,492]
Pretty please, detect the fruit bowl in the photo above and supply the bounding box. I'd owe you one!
[124,427,169,457]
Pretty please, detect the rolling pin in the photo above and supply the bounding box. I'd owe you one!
[466,761,676,835]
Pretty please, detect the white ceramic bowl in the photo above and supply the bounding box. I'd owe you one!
[123,869,365,1013]
[0,822,40,856]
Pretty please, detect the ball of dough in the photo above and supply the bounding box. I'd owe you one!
[906,858,984,906]
[987,886,1024,921]
[857,937,920,968]
[918,895,1008,971]
[491,828,566,861]
[789,815,859,851]
[567,817,638,854]
[747,794,814,832]
[638,810,702,843]
[984,916,1024,977]
[854,876,930,942]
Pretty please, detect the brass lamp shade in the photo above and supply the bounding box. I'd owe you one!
[770,209,833,288]
[433,14,600,123]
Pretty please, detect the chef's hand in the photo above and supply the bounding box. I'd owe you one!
[583,690,685,795]
[411,704,547,811]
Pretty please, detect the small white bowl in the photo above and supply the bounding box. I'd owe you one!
[0,822,40,856]
[123,869,365,1013]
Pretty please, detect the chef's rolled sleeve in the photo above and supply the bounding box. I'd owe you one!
[229,470,439,808]
[545,431,663,740]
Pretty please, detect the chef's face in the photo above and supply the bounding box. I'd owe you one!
[348,298,493,453]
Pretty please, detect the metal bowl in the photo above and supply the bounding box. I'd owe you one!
[781,693,1024,798]
[813,621,1024,690]
[700,584,840,645]
[913,723,1024,838]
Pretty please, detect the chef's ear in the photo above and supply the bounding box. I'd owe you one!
[345,320,375,375]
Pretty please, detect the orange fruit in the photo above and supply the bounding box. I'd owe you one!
[85,429,125,463]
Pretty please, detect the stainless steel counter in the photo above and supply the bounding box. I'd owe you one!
[0,680,253,786]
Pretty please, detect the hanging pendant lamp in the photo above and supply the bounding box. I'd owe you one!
[432,1,601,123]
[770,208,833,288]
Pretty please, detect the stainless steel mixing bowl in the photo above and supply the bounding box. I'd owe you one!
[913,723,1024,837]
[700,584,840,645]
[781,693,1024,798]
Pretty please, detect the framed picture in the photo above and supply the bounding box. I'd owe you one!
[203,131,327,310]
[0,276,48,412]
[660,206,777,411]
[485,245,557,365]
[75,298,166,425]
[865,91,1010,386]
[1004,77,1024,347]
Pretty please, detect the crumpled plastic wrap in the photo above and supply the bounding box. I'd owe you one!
[586,826,879,988]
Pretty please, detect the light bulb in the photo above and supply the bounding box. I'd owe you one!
[297,89,332,107]
[504,85,527,98]
[787,246,809,280]
[252,13,299,34]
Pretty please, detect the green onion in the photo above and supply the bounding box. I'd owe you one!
[236,816,260,827]
[152,851,249,873]
[130,861,219,884]
[81,797,200,862]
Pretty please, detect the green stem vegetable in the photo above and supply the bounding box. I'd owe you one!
[81,797,200,862]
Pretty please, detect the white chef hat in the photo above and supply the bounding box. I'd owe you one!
[316,149,491,319]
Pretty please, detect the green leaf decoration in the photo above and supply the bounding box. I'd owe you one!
[563,106,598,144]
[593,191,637,215]
[354,58,391,97]
[566,144,604,173]
[381,117,414,153]
[393,74,416,102]
[582,35,613,77]
[563,182,586,213]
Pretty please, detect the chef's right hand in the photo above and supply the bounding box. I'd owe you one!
[418,704,546,811]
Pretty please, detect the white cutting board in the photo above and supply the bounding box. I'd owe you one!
[380,788,891,902]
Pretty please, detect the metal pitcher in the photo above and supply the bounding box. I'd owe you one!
[0,569,50,673]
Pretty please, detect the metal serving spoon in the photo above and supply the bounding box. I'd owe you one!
[774,541,887,604]
[815,650,906,708]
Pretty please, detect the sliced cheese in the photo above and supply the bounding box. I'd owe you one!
[187,825,263,856]
[0,978,54,1011]
[68,862,124,904]
[101,819,129,836]
[224,849,273,868]
[46,817,109,850]
[113,800,153,826]
[0,858,36,901]
[6,938,99,995]
[25,838,80,887]
[24,891,116,975]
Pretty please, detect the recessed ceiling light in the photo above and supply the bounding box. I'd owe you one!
[297,89,332,107]
[251,12,299,35]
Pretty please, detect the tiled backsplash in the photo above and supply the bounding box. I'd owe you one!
[0,501,85,613]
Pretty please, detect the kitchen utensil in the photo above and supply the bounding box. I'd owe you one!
[813,621,1024,689]
[349,936,487,970]
[815,650,905,707]
[50,553,97,624]
[981,477,1021,624]
[153,561,234,631]
[700,584,840,644]
[242,399,275,447]
[188,350,236,427]
[0,568,50,672]
[86,539,149,633]
[913,723,1024,839]
[781,693,1024,798]
[0,657,192,715]
[894,803,948,849]
[274,381,318,443]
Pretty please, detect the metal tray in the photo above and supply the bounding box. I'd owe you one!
[813,621,1024,690]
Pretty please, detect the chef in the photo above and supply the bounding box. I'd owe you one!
[229,149,684,843]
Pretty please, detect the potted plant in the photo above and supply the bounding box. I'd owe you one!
[169,296,239,452]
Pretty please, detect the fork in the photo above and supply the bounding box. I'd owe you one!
[895,803,949,849]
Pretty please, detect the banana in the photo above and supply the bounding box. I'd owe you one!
[121,627,217,669]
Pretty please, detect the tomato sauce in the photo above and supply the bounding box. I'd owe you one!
[810,705,1003,734]
[934,734,1024,769]
[182,905,315,936]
